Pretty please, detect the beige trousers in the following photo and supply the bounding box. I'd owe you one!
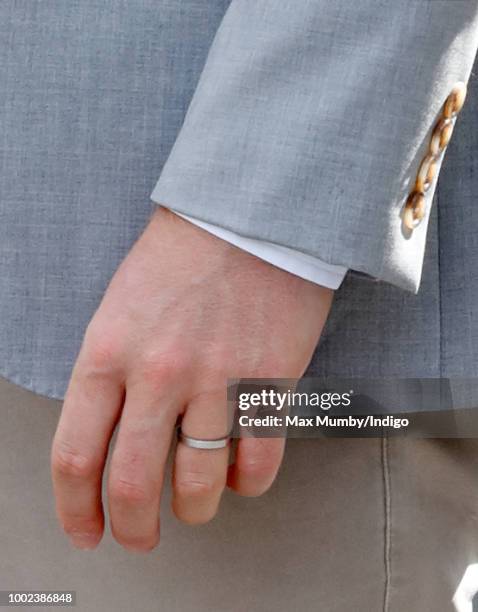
[1,375,478,612]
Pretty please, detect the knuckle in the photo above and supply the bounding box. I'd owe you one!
[109,478,153,506]
[240,453,278,482]
[140,362,175,391]
[51,444,99,481]
[81,321,124,375]
[138,349,190,391]
[174,474,220,500]
[244,437,283,464]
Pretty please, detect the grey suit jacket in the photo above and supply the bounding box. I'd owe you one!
[1,0,478,403]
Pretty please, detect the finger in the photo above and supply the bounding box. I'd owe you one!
[107,378,179,552]
[172,391,231,525]
[227,437,285,497]
[51,334,125,550]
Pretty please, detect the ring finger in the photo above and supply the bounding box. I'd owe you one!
[172,390,231,524]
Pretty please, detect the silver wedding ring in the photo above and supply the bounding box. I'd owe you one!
[178,429,231,450]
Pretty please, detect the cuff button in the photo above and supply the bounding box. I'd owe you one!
[403,81,467,231]
[444,82,467,119]
[403,192,426,230]
[430,117,455,156]
[416,154,438,193]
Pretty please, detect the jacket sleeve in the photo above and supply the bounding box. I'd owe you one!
[151,0,478,292]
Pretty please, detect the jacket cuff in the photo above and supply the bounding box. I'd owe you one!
[168,208,348,289]
[151,0,478,293]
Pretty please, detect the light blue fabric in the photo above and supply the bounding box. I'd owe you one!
[0,0,231,398]
[0,1,478,403]
[152,0,478,292]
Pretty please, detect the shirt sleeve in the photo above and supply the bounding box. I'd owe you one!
[170,209,348,290]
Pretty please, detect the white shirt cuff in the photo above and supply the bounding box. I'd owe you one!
[170,210,347,290]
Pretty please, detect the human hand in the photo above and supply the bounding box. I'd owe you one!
[51,206,333,551]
